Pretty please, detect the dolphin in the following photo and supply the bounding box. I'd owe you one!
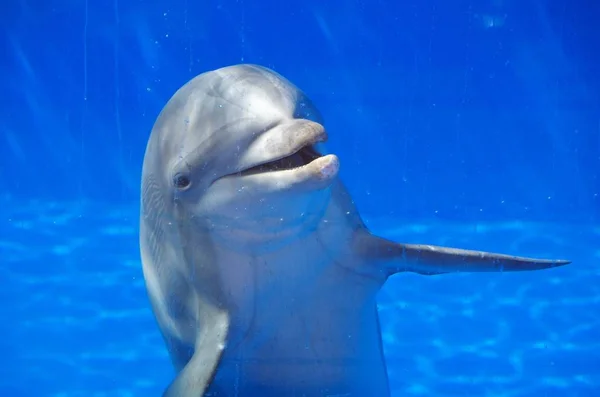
[139,64,570,397]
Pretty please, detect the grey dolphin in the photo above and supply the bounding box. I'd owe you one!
[139,64,570,397]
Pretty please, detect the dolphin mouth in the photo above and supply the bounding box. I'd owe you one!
[238,145,323,176]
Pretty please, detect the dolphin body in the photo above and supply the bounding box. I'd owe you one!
[139,64,570,397]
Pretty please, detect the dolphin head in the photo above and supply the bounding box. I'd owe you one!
[147,64,340,251]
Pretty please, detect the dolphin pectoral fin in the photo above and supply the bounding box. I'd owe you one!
[396,243,571,275]
[162,313,229,397]
[355,231,571,277]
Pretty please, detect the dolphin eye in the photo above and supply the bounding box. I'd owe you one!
[173,172,191,190]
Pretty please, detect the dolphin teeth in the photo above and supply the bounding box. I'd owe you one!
[240,145,323,176]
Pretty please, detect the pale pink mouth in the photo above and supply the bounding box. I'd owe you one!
[238,145,324,176]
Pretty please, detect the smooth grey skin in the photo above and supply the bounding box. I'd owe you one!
[139,64,570,397]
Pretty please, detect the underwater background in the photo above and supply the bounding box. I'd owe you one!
[1,0,598,396]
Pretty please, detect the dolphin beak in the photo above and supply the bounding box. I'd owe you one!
[221,119,329,180]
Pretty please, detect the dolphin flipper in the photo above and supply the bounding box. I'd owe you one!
[397,243,570,275]
[355,231,570,277]
[162,313,229,397]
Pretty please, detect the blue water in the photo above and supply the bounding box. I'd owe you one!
[1,0,598,396]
